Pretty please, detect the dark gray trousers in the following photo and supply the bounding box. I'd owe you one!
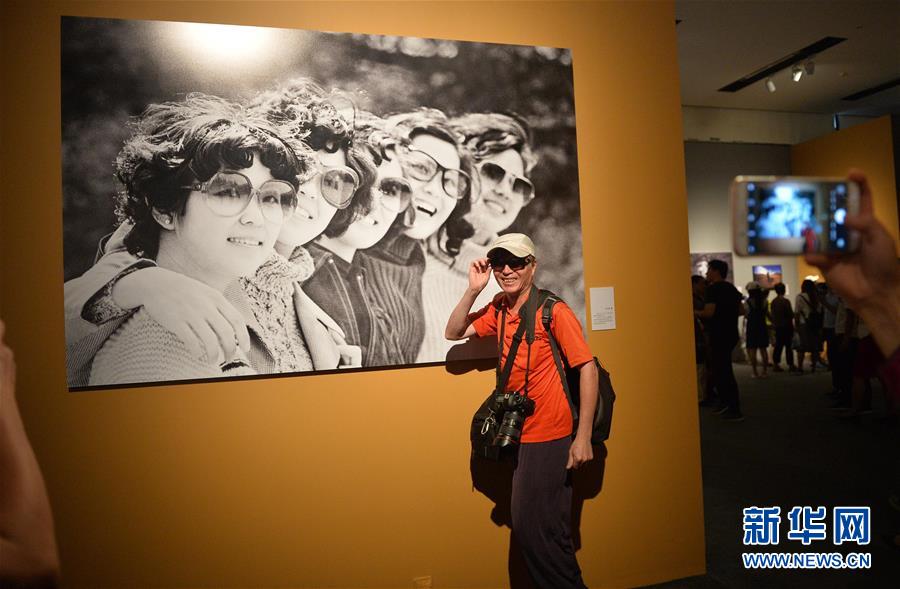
[709,339,740,411]
[511,437,587,589]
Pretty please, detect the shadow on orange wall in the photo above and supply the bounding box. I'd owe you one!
[469,442,607,587]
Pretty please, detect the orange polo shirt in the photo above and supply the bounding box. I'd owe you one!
[470,292,594,443]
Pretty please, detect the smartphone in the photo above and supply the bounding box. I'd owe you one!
[731,176,860,256]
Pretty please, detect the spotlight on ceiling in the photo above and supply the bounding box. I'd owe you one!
[804,59,815,75]
[766,77,777,92]
[792,64,804,82]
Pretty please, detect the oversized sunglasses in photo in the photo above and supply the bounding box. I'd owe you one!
[477,161,535,203]
[183,170,298,223]
[396,146,471,199]
[302,164,361,209]
[373,176,413,214]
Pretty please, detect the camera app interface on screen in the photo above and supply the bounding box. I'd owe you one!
[746,182,850,254]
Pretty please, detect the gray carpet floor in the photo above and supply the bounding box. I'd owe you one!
[641,363,900,589]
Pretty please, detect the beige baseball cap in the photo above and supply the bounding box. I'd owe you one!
[487,233,536,258]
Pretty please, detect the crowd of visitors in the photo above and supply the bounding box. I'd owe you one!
[692,268,895,424]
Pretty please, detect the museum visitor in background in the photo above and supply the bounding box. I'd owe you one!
[744,281,770,379]
[695,259,746,421]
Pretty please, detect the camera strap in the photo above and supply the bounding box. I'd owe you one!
[521,285,541,397]
[495,307,527,396]
[494,308,506,393]
[494,286,541,398]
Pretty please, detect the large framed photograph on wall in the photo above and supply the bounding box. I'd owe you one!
[61,16,585,389]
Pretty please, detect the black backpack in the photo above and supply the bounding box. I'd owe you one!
[538,289,616,445]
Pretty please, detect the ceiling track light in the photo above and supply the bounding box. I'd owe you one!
[792,64,804,82]
[718,37,843,93]
[766,77,776,92]
[804,58,815,76]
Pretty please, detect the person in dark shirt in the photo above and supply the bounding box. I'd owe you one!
[692,275,712,404]
[769,283,796,372]
[744,282,770,378]
[695,259,746,421]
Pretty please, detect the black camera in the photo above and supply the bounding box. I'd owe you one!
[490,391,535,447]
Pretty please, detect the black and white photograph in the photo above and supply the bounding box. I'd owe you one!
[690,252,734,282]
[62,16,585,389]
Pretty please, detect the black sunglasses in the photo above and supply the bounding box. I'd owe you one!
[488,254,534,271]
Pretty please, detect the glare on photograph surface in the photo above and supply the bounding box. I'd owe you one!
[175,22,276,61]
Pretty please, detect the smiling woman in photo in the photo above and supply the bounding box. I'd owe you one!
[65,83,367,386]
[60,26,584,383]
[88,94,303,384]
[248,79,376,262]
[355,108,475,365]
[452,113,537,246]
[302,112,415,367]
[415,112,537,362]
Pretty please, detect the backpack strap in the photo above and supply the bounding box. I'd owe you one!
[494,305,506,393]
[538,290,579,419]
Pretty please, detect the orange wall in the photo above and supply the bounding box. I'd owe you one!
[791,116,898,283]
[0,2,703,587]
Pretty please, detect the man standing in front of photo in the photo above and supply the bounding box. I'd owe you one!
[445,233,597,589]
[695,259,746,421]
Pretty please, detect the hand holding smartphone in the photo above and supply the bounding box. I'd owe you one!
[731,176,861,256]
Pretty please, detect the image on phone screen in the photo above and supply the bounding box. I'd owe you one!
[746,181,852,254]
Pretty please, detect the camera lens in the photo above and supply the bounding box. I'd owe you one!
[489,392,535,448]
[493,410,526,447]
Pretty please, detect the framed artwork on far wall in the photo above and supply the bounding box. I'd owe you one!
[753,264,783,289]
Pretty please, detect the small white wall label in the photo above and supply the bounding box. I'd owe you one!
[590,287,616,331]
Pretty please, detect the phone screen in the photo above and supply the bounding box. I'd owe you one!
[745,181,854,254]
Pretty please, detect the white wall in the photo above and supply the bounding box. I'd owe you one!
[683,106,874,145]
[684,141,801,297]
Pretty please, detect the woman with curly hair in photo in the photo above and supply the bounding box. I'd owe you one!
[355,107,475,365]
[65,83,369,386]
[416,112,537,362]
[302,111,417,367]
[85,94,303,384]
